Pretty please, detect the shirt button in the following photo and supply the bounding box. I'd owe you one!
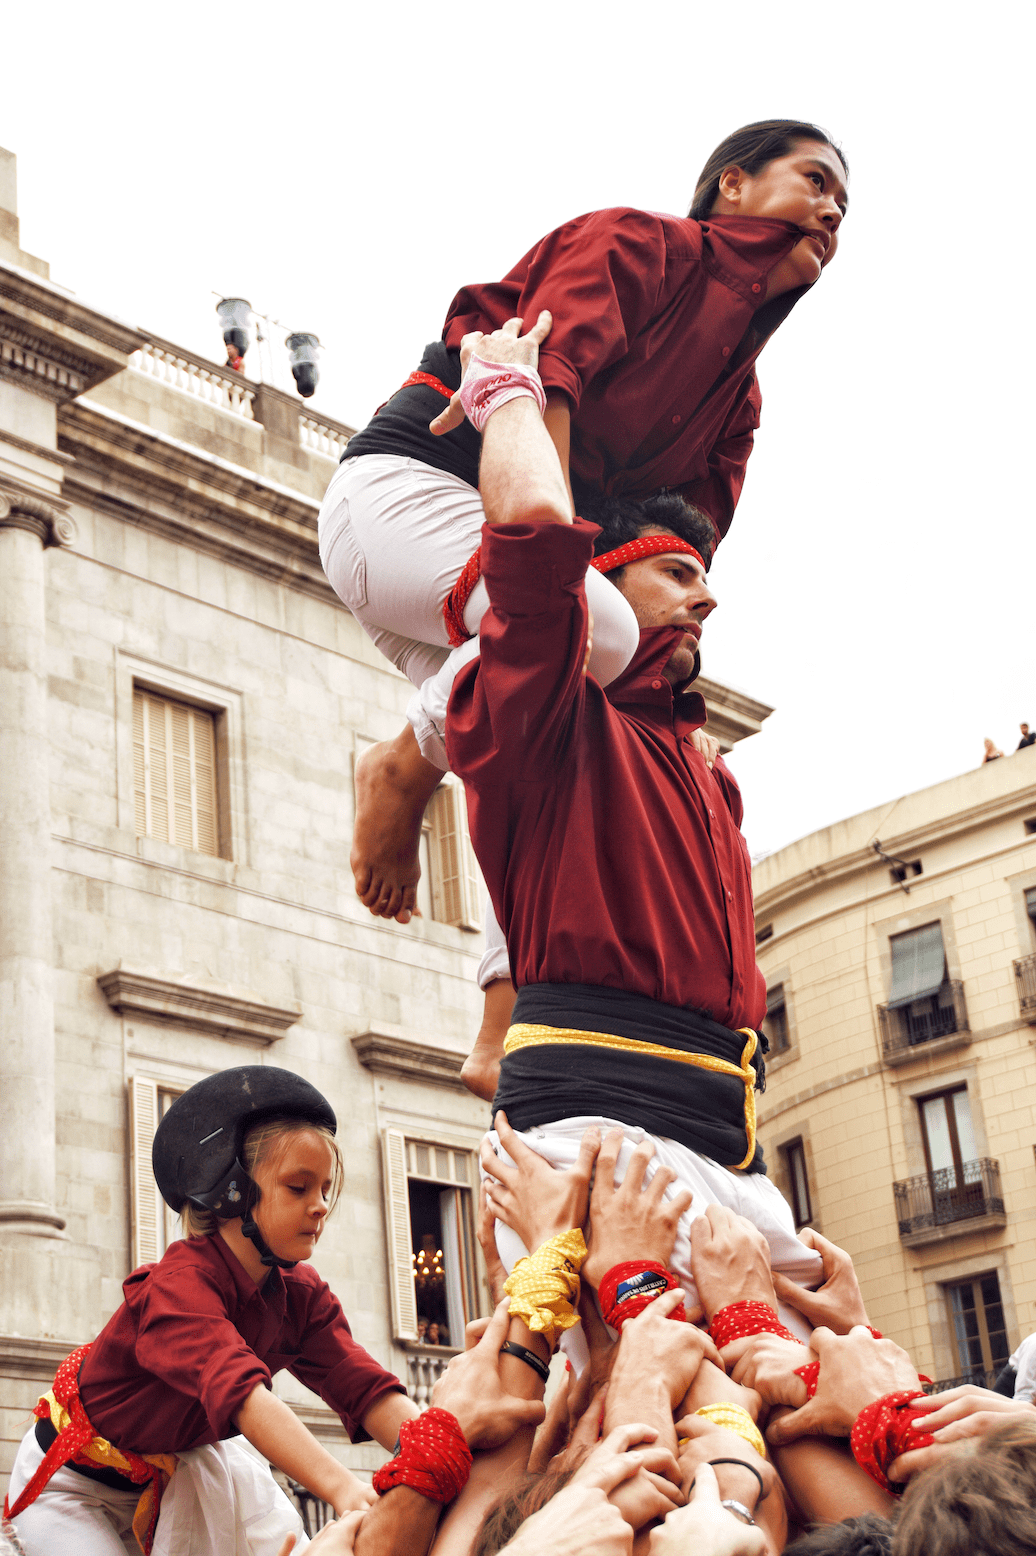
[671,413,681,424]
[709,809,715,818]
[727,890,733,900]
[751,283,761,294]
[652,679,663,689]
[721,346,731,358]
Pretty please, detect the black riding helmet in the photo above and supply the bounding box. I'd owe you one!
[153,1066,337,1269]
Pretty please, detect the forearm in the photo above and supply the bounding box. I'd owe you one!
[604,1368,676,1454]
[234,1383,355,1507]
[461,978,515,1104]
[771,1433,896,1524]
[479,398,572,529]
[355,1487,440,1556]
[360,1388,421,1451]
[543,392,574,515]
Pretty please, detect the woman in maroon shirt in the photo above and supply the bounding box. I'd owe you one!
[316,119,848,927]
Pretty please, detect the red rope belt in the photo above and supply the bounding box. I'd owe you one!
[4,1344,171,1554]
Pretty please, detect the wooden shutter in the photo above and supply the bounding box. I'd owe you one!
[430,781,481,930]
[132,689,218,856]
[382,1129,418,1340]
[128,1075,160,1269]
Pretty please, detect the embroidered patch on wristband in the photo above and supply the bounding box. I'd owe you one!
[615,1271,670,1303]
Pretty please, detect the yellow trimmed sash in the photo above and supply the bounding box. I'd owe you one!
[503,1022,760,1171]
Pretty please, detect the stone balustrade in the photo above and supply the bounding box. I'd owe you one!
[129,338,256,420]
[405,1345,457,1408]
[300,412,351,462]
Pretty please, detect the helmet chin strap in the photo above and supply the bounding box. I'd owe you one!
[241,1207,297,1270]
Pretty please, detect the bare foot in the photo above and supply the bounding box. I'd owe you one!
[351,725,443,923]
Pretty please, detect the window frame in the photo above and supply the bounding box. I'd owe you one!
[115,652,245,865]
[944,1271,1011,1381]
[763,984,790,1056]
[780,1137,813,1229]
[381,1128,486,1344]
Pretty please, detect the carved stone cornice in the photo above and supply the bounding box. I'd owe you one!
[97,966,300,1046]
[0,484,76,546]
[0,263,145,403]
[0,1334,80,1379]
[351,1030,468,1090]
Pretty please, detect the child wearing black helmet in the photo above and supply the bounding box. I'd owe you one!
[5,1066,419,1554]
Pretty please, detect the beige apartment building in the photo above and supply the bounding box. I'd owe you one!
[0,146,771,1495]
[755,751,1036,1388]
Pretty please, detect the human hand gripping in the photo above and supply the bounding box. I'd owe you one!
[886,1383,1036,1482]
[690,1204,778,1324]
[430,312,553,436]
[771,1228,870,1334]
[609,1288,723,1412]
[431,1296,547,1449]
[571,1421,684,1531]
[649,1462,766,1556]
[581,1129,692,1291]
[765,1327,923,1447]
[481,1111,600,1254]
[720,1332,816,1410]
[277,1511,365,1556]
[476,1180,509,1305]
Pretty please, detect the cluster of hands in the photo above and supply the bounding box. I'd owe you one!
[279,1115,1036,1555]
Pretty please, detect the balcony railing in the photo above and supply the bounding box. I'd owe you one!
[1015,952,1036,1019]
[923,1368,1001,1395]
[129,338,256,420]
[894,1158,1004,1240]
[405,1344,459,1408]
[878,979,969,1062]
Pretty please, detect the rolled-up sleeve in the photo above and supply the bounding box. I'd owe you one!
[289,1281,405,1442]
[448,520,597,786]
[445,210,668,410]
[134,1267,272,1439]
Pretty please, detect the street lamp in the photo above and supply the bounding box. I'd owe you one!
[286,333,321,398]
[216,297,253,357]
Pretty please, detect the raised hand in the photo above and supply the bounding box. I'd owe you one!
[689,1204,777,1323]
[481,1111,599,1254]
[765,1327,923,1448]
[887,1385,1036,1482]
[431,1297,546,1449]
[430,312,553,436]
[721,1331,815,1409]
[582,1129,691,1290]
[771,1227,870,1334]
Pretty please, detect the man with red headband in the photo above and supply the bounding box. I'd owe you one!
[445,313,823,1343]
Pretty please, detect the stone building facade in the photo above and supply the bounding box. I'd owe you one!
[754,752,1036,1388]
[0,147,771,1494]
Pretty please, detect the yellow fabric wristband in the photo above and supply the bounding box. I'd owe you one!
[694,1402,767,1459]
[504,1229,587,1341]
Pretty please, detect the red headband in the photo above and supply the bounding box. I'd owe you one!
[590,535,707,575]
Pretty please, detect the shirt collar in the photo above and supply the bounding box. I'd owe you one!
[605,626,707,730]
[696,214,815,323]
[208,1232,286,1315]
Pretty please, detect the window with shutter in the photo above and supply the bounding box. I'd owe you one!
[128,1079,182,1270]
[382,1131,483,1344]
[429,780,481,930]
[382,1128,419,1340]
[133,689,219,856]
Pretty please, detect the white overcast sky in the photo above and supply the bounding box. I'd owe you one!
[3,2,1032,860]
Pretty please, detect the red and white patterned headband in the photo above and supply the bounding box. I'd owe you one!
[590,534,707,575]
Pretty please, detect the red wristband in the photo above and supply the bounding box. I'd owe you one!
[709,1300,796,1350]
[598,1261,686,1330]
[372,1408,473,1504]
[850,1391,934,1494]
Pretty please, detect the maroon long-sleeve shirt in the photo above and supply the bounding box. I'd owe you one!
[443,210,808,538]
[446,519,764,1029]
[78,1234,404,1454]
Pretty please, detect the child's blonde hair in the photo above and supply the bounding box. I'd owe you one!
[180,1116,343,1239]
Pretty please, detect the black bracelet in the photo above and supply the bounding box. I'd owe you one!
[499,1340,551,1383]
[707,1458,767,1503]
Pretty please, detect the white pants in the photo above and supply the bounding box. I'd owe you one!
[318,455,640,769]
[7,1429,307,1556]
[484,1117,826,1371]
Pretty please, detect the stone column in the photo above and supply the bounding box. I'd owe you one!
[0,491,68,1238]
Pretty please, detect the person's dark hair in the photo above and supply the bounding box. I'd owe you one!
[892,1418,1036,1556]
[785,1513,894,1556]
[689,120,848,221]
[473,1466,576,1556]
[581,491,716,575]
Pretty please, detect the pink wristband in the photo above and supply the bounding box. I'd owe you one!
[457,353,547,434]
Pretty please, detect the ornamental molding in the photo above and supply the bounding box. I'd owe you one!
[97,966,300,1046]
[0,264,145,404]
[0,1335,79,1379]
[351,1030,469,1091]
[0,482,77,547]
